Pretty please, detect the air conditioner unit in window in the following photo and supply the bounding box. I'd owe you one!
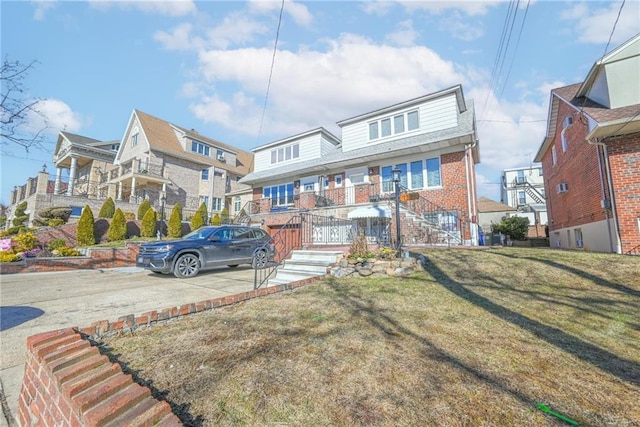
[217,154,226,162]
[556,182,569,194]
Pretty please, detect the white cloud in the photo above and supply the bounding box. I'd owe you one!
[361,0,395,16]
[439,11,484,41]
[32,0,57,21]
[206,11,270,49]
[26,99,84,135]
[385,20,419,47]
[248,0,313,26]
[561,1,640,45]
[154,23,204,51]
[189,33,466,139]
[398,0,502,16]
[88,0,196,17]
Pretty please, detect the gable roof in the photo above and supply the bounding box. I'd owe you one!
[132,110,253,176]
[252,127,341,152]
[477,197,516,213]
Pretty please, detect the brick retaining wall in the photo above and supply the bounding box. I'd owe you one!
[17,277,318,426]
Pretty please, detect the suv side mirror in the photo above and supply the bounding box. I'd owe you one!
[209,236,220,242]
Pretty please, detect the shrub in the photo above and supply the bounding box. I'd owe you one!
[0,251,20,263]
[12,231,38,252]
[35,206,72,226]
[52,247,81,257]
[108,208,127,242]
[98,197,116,218]
[123,211,136,220]
[137,199,151,220]
[140,208,157,238]
[347,233,376,259]
[174,202,183,221]
[168,206,183,238]
[12,201,28,229]
[211,213,221,226]
[76,205,96,246]
[191,202,208,230]
[47,238,67,251]
[494,216,530,240]
[377,246,397,260]
[221,207,229,224]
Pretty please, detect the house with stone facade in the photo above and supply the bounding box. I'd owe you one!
[5,111,253,228]
[534,33,640,254]
[239,85,480,246]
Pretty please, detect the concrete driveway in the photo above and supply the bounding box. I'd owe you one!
[0,265,257,426]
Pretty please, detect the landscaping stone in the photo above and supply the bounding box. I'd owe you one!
[330,256,419,279]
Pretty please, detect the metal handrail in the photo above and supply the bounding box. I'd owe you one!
[625,244,640,256]
[254,214,303,289]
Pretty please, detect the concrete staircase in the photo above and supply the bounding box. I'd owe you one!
[267,250,344,286]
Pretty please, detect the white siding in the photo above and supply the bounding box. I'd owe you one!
[118,117,149,164]
[253,133,324,172]
[321,135,339,156]
[341,93,459,152]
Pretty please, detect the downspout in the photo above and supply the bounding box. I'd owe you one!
[587,137,621,253]
[464,141,478,245]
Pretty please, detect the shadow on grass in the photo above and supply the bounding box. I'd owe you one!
[323,277,541,409]
[420,255,640,386]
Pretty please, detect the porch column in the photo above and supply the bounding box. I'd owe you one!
[66,156,78,196]
[130,176,137,203]
[54,167,62,194]
[117,181,123,200]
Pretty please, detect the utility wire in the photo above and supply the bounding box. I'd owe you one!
[498,0,530,99]
[255,0,285,148]
[603,0,625,58]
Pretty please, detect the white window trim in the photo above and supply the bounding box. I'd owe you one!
[368,109,419,142]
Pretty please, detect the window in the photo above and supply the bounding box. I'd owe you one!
[264,183,295,206]
[516,170,525,184]
[304,183,314,191]
[200,195,209,207]
[285,146,292,160]
[396,164,408,187]
[575,228,583,248]
[556,182,569,193]
[292,143,299,158]
[381,166,393,192]
[381,118,391,137]
[131,133,138,147]
[350,174,365,185]
[212,197,223,211]
[111,144,120,151]
[201,169,209,180]
[271,150,277,164]
[278,148,284,162]
[410,161,423,189]
[216,149,223,158]
[335,175,343,187]
[323,177,330,188]
[407,111,419,130]
[552,146,557,165]
[518,191,526,205]
[426,157,441,187]
[234,196,242,213]
[270,143,299,165]
[394,115,404,133]
[369,110,419,141]
[191,141,210,156]
[70,206,83,217]
[561,132,568,152]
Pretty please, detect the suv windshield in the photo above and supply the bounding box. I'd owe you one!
[183,227,216,240]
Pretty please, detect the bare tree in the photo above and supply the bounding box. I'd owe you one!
[1,58,49,153]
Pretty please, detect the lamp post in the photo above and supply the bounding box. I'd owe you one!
[160,196,166,240]
[392,168,402,258]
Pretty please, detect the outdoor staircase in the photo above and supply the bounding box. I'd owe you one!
[267,250,344,286]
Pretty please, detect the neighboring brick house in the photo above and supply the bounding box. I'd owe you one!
[5,111,254,227]
[240,85,480,245]
[534,34,640,254]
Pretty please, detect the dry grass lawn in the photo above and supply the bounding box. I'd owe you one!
[99,247,640,426]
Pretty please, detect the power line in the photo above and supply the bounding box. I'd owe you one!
[603,0,625,58]
[255,0,285,148]
[499,0,530,99]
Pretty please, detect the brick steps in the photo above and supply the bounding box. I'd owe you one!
[18,328,182,426]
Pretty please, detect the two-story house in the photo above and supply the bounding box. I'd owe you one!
[240,85,480,246]
[501,166,546,208]
[534,33,640,254]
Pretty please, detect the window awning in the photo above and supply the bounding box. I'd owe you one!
[348,206,392,219]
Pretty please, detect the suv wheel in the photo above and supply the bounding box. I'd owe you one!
[252,250,268,269]
[174,254,200,278]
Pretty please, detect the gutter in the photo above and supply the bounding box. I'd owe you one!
[586,137,621,254]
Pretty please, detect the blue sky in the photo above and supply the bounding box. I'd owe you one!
[1,0,639,205]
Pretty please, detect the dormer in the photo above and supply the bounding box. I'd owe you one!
[252,128,341,173]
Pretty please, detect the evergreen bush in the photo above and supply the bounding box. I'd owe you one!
[168,205,183,238]
[191,202,208,230]
[137,199,151,220]
[76,205,96,246]
[141,208,157,238]
[221,207,229,224]
[108,208,127,242]
[211,213,221,226]
[98,197,116,218]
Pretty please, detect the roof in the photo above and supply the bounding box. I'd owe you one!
[477,197,516,213]
[252,127,341,152]
[241,99,477,185]
[337,85,467,127]
[60,131,103,146]
[133,110,253,176]
[535,83,640,162]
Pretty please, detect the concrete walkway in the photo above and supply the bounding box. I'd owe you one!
[0,266,257,426]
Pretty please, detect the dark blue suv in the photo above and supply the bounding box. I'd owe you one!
[136,225,274,278]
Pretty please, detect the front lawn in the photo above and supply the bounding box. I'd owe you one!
[100,248,640,426]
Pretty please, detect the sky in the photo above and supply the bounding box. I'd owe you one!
[1,0,639,205]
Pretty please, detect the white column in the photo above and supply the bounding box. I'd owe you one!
[131,176,137,203]
[54,167,62,194]
[117,182,123,200]
[67,156,78,196]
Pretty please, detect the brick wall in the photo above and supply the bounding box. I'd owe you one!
[18,328,181,426]
[0,244,139,275]
[541,105,609,231]
[607,133,640,253]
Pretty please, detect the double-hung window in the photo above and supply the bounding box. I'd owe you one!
[426,157,441,187]
[201,169,209,180]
